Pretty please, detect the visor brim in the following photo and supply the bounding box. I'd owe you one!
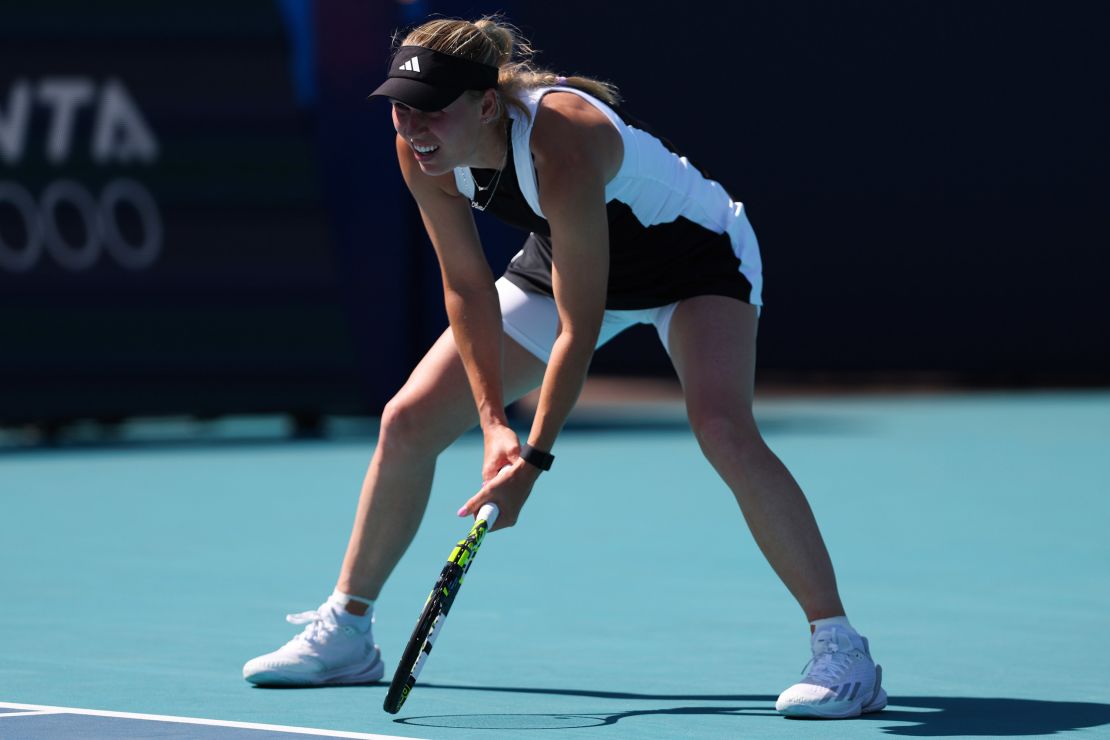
[368,78,465,112]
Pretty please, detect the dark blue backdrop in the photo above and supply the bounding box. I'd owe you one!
[347,0,1110,385]
[2,1,1106,427]
[479,1,1110,382]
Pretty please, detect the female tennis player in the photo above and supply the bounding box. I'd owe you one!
[243,16,886,719]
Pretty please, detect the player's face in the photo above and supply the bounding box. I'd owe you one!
[392,93,484,175]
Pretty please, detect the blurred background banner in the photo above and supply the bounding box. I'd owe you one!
[0,1,382,426]
[2,0,1107,428]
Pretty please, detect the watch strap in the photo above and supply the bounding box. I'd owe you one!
[520,443,554,471]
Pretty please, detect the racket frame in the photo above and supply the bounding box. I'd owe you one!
[382,503,499,713]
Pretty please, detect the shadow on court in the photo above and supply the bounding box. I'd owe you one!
[395,685,1110,736]
[861,697,1110,737]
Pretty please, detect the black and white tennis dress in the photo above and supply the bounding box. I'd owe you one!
[454,85,763,362]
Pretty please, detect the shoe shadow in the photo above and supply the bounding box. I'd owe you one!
[393,685,1110,737]
[860,696,1110,737]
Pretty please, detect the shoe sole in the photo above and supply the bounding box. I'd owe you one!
[780,687,888,719]
[779,665,887,719]
[245,649,385,687]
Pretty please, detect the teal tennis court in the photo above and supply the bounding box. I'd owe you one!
[2,391,1109,739]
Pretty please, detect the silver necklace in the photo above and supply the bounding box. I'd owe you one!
[471,122,511,212]
[471,166,503,212]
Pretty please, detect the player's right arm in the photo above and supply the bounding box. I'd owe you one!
[395,135,517,476]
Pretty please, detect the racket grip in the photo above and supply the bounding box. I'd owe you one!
[476,503,500,529]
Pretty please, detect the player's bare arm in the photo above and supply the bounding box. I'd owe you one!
[460,93,622,528]
[396,133,514,464]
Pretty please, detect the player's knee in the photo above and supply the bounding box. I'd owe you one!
[688,408,761,459]
[379,394,434,454]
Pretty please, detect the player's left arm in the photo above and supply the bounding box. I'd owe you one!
[528,94,622,453]
[459,93,622,527]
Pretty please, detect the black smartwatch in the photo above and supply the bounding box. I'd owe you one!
[520,443,555,471]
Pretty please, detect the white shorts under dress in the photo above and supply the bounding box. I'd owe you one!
[496,276,682,363]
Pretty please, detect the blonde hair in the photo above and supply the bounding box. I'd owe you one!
[399,15,621,121]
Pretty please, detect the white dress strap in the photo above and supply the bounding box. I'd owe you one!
[456,85,628,218]
[510,86,630,220]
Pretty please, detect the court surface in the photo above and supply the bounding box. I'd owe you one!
[2,391,1109,739]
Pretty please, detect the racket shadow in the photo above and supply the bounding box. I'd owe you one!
[396,705,777,731]
[394,684,777,730]
[415,683,772,702]
[400,686,1110,736]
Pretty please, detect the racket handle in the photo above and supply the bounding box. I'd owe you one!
[476,503,500,529]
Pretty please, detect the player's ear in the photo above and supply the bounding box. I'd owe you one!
[479,89,501,124]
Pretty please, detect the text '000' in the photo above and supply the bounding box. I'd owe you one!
[0,179,163,273]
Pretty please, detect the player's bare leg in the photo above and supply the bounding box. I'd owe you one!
[667,296,884,718]
[243,328,544,686]
[336,328,546,601]
[666,296,845,621]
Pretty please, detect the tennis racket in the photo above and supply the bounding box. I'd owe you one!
[383,502,499,714]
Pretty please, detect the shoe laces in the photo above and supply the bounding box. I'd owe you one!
[285,608,337,647]
[800,631,858,685]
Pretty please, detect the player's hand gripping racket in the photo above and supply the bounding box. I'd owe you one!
[383,503,499,714]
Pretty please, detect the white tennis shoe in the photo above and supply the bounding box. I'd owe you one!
[243,600,384,686]
[776,626,887,718]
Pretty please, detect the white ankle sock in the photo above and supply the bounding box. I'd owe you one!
[328,590,374,630]
[810,616,856,634]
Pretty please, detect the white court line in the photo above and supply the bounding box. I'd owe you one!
[0,710,67,718]
[0,702,424,739]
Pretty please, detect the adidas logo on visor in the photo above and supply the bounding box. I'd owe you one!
[399,57,421,73]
